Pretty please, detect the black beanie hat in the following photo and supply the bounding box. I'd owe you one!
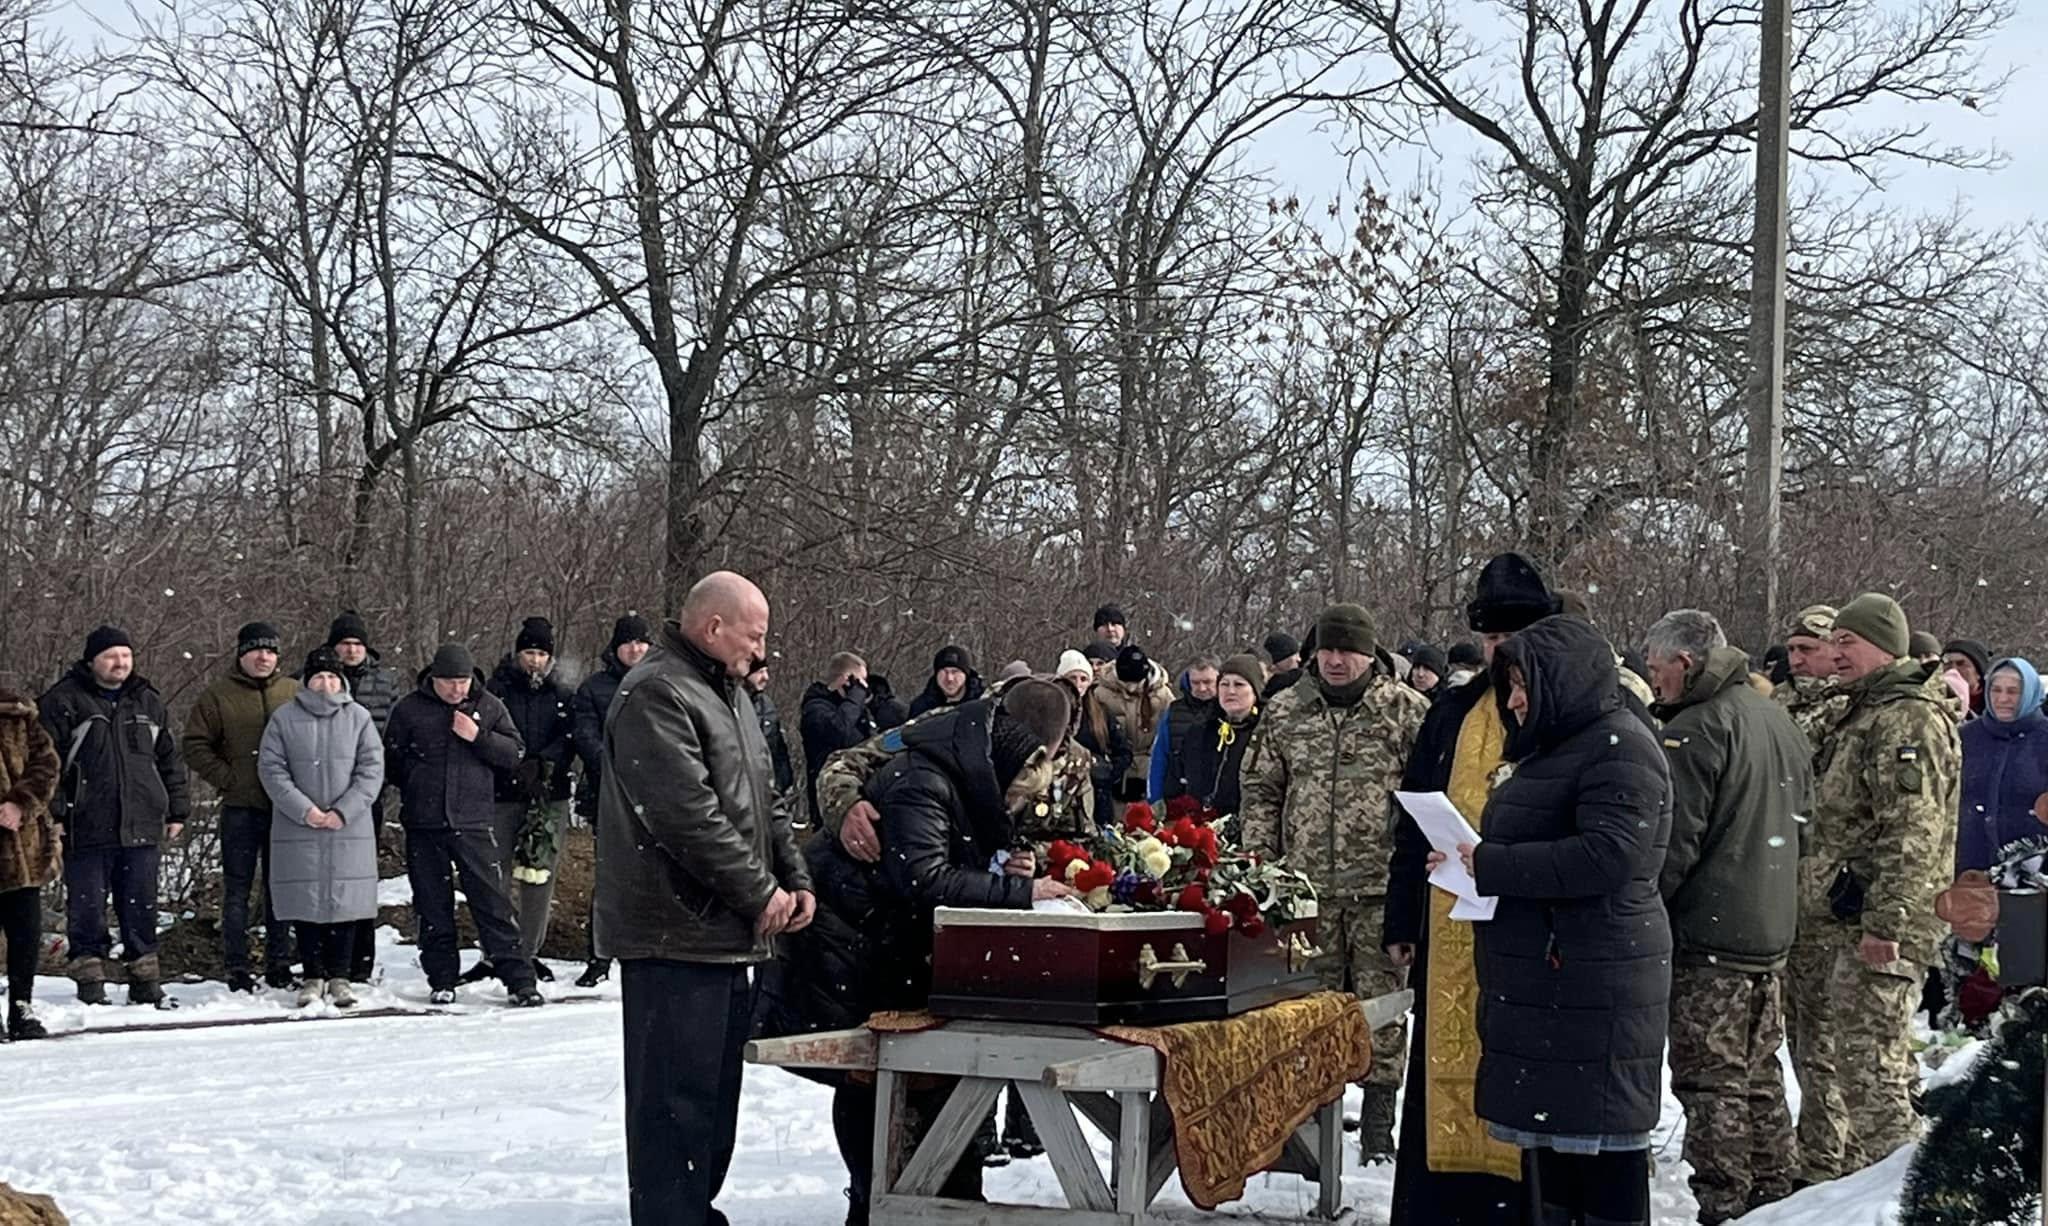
[430,643,475,680]
[327,611,371,649]
[301,646,347,684]
[237,621,283,656]
[1908,631,1943,660]
[609,614,653,652]
[932,644,973,675]
[1943,638,1991,681]
[515,616,555,655]
[1115,644,1151,684]
[1467,552,1561,634]
[1083,639,1118,664]
[1093,604,1128,631]
[1410,644,1448,677]
[1263,632,1300,664]
[1447,640,1484,669]
[83,625,132,663]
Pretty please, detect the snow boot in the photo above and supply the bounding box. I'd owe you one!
[509,986,545,1009]
[71,956,108,1005]
[429,988,457,1006]
[326,978,357,1010]
[843,1189,868,1226]
[227,970,257,994]
[126,954,175,1008]
[574,960,610,989]
[264,965,296,991]
[1357,1086,1398,1164]
[8,1001,47,1041]
[457,959,496,985]
[532,960,555,983]
[295,980,322,1008]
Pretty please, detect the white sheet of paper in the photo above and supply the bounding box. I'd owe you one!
[1398,790,1499,922]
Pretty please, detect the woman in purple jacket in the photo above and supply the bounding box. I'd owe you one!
[1957,658,2048,873]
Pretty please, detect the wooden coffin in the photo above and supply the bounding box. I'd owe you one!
[927,905,1322,1025]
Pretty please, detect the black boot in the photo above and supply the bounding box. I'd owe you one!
[574,960,610,989]
[533,960,555,983]
[843,1188,869,1226]
[458,959,496,985]
[128,954,176,1009]
[264,965,296,991]
[1357,1086,1398,1164]
[509,986,545,1009]
[227,969,257,994]
[8,1001,47,1040]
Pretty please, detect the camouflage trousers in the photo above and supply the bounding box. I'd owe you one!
[1827,944,1923,1171]
[1314,900,1406,1090]
[1669,964,1797,1223]
[1783,933,1846,1183]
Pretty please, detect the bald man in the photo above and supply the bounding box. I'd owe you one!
[593,571,814,1226]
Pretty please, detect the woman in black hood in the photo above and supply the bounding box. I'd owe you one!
[1433,615,1673,1226]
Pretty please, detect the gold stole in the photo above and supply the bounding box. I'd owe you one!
[1422,697,1522,1180]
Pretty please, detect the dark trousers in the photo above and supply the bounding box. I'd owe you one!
[1522,1147,1651,1224]
[221,805,290,975]
[64,844,159,963]
[297,922,358,981]
[1,886,40,1001]
[620,960,754,1226]
[404,827,533,992]
[347,797,384,980]
[834,1079,983,1215]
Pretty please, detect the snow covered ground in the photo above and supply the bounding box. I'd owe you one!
[0,913,1937,1225]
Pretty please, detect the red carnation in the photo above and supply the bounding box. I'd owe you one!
[1203,908,1233,936]
[1175,883,1208,912]
[1241,916,1267,939]
[1075,861,1117,892]
[1122,801,1157,833]
[1165,794,1202,821]
[1226,892,1259,921]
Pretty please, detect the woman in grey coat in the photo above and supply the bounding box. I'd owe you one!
[259,647,385,1007]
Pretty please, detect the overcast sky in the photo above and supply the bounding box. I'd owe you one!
[38,0,2047,232]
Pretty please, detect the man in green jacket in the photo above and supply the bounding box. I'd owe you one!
[181,621,298,992]
[1646,610,1814,1225]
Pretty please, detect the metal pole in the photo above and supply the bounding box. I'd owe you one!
[1737,0,1791,656]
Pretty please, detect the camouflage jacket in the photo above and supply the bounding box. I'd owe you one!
[813,718,1091,842]
[1238,670,1428,901]
[1773,675,1851,761]
[1804,660,1961,965]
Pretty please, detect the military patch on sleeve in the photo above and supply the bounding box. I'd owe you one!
[1896,745,1924,794]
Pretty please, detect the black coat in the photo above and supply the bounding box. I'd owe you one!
[755,689,796,799]
[342,652,401,735]
[1470,616,1673,1139]
[1153,677,1219,802]
[801,681,874,822]
[571,654,627,816]
[1384,675,1489,949]
[776,702,1031,1032]
[384,674,525,832]
[1076,699,1133,823]
[487,657,575,802]
[908,671,986,719]
[1182,707,1259,816]
[37,667,190,849]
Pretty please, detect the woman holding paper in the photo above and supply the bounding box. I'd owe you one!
[1429,613,1672,1226]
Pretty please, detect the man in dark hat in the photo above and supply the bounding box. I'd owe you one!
[326,610,401,981]
[1382,553,1563,1223]
[1241,603,1428,1164]
[569,613,654,988]
[1264,631,1301,678]
[479,616,577,983]
[38,627,190,1007]
[182,620,299,993]
[1093,604,1129,649]
[909,645,986,718]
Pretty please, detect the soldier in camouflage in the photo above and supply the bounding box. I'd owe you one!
[1799,593,1961,1180]
[1773,604,1850,755]
[1239,603,1428,1163]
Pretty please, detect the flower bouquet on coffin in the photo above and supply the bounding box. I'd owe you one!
[1040,800,1319,942]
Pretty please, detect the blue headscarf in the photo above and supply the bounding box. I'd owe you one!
[1986,657,2044,724]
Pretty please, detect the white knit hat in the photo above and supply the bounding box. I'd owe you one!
[1056,649,1092,680]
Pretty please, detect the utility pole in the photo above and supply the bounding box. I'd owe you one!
[1738,0,1792,657]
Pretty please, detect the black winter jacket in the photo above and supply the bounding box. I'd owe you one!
[1384,676,1490,949]
[801,681,874,822]
[756,689,796,799]
[487,657,575,803]
[1153,675,1219,802]
[1076,699,1133,823]
[342,652,401,735]
[384,674,525,832]
[1183,707,1259,816]
[1470,616,1673,1140]
[775,702,1032,1032]
[592,623,810,965]
[571,653,627,816]
[37,667,190,849]
[908,672,987,719]
[1652,647,1812,972]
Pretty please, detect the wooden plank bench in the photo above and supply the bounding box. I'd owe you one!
[746,990,1413,1226]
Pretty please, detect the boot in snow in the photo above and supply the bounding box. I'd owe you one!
[532,960,555,983]
[264,965,296,991]
[457,959,496,985]
[326,978,357,1010]
[1357,1085,1397,1164]
[227,970,257,994]
[8,1001,47,1040]
[295,980,322,1008]
[71,956,108,1005]
[508,986,546,1009]
[574,960,610,989]
[127,954,175,1009]
[429,988,457,1006]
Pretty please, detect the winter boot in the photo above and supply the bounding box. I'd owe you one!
[1357,1085,1398,1164]
[8,1001,47,1041]
[843,1188,869,1226]
[227,970,257,994]
[326,978,357,1010]
[532,960,555,983]
[264,965,296,991]
[295,980,322,1008]
[429,988,457,1006]
[457,959,496,985]
[509,986,545,1009]
[126,954,174,1009]
[71,956,108,1005]
[574,960,610,989]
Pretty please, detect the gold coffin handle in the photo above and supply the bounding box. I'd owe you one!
[1286,931,1326,972]
[1137,942,1209,990]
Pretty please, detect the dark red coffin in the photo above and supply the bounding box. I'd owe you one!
[927,905,1322,1025]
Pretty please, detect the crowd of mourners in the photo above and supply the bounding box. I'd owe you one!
[0,554,2015,1226]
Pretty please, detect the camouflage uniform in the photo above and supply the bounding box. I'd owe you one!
[1239,670,1428,1093]
[1797,660,1960,1178]
[1669,965,1797,1223]
[812,717,1085,841]
[1773,675,1850,759]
